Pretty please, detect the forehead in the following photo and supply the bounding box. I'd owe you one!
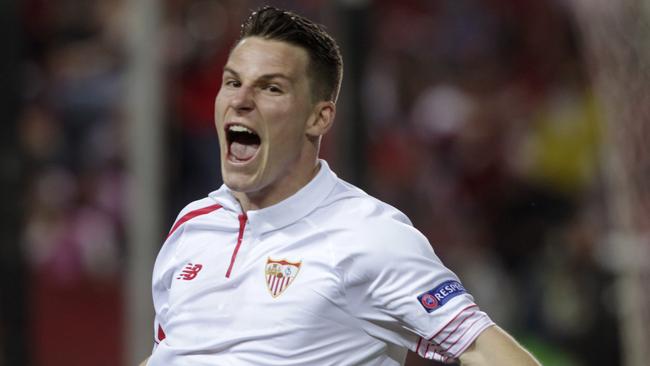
[226,37,310,79]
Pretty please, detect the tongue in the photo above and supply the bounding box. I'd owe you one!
[230,141,259,161]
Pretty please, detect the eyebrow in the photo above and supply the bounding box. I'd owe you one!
[223,67,293,83]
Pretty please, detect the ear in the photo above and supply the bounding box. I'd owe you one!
[306,101,336,138]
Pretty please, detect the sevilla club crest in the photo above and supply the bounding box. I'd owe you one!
[265,258,301,298]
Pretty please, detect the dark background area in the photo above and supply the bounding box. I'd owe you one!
[1,0,625,365]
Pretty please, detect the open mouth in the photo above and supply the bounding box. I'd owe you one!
[226,124,261,162]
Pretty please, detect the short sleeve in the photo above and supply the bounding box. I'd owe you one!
[340,218,494,362]
[150,199,212,350]
[151,222,177,350]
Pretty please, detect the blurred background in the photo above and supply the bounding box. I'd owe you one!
[2,0,649,365]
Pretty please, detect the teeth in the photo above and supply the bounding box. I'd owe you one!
[228,125,254,134]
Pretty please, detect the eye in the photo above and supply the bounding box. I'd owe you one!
[224,78,241,88]
[263,84,283,94]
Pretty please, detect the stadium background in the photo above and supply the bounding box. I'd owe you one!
[1,0,647,365]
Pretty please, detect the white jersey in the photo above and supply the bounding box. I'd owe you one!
[149,160,493,365]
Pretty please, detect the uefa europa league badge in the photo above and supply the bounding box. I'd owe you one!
[265,257,302,298]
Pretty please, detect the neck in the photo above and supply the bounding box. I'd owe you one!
[233,158,321,212]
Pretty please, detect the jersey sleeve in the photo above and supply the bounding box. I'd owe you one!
[150,197,219,351]
[340,217,494,362]
[150,218,178,350]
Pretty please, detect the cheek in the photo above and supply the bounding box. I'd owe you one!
[267,119,306,157]
[214,88,233,115]
[213,95,227,145]
[214,94,225,118]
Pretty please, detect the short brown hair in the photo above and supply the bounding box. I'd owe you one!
[239,6,343,103]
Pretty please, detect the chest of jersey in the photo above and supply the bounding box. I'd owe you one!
[162,219,381,362]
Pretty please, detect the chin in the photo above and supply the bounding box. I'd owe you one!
[223,177,248,193]
[222,173,260,194]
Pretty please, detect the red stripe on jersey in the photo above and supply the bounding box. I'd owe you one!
[225,213,247,278]
[428,304,478,341]
[436,309,477,346]
[441,315,482,354]
[167,203,223,239]
[426,343,434,357]
[415,337,424,354]
[158,324,166,342]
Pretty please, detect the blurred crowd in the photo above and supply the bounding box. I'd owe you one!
[11,0,619,365]
[359,2,618,365]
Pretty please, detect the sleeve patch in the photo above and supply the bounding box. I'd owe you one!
[417,280,466,313]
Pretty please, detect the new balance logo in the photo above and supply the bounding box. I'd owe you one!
[177,263,203,280]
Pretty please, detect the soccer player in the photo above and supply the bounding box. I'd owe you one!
[141,6,541,366]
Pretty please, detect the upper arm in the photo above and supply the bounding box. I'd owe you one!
[458,325,541,366]
[342,218,493,360]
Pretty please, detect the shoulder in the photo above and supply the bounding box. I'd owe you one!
[173,196,224,222]
[154,197,222,278]
[317,180,432,257]
[321,190,452,301]
[322,179,410,223]
[155,196,225,259]
[167,197,224,233]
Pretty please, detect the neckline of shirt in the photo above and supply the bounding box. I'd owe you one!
[208,159,338,235]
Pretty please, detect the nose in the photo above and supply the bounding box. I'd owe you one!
[229,85,255,113]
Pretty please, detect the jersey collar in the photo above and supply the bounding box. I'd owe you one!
[209,159,338,235]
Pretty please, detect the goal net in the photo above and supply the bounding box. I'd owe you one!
[570,1,650,365]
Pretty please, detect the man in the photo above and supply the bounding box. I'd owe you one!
[142,6,541,366]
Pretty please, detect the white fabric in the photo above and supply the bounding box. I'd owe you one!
[149,160,493,365]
